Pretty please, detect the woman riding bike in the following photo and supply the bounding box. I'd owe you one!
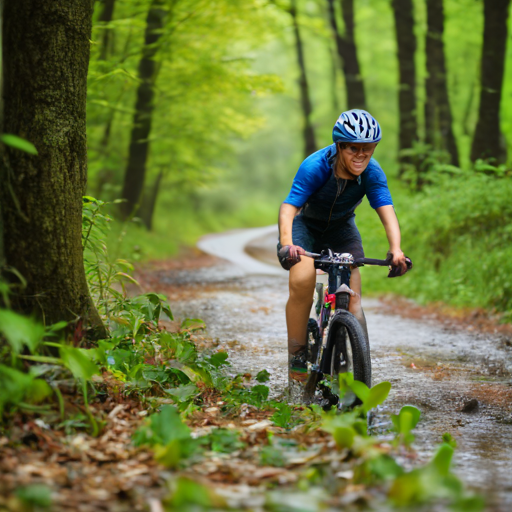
[277,109,409,385]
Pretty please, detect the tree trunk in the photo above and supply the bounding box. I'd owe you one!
[0,0,105,337]
[470,0,511,163]
[119,0,166,219]
[424,0,459,166]
[139,168,165,231]
[326,0,366,110]
[98,0,116,61]
[289,0,317,158]
[391,0,419,176]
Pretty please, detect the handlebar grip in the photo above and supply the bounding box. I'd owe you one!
[304,251,321,258]
[355,257,390,266]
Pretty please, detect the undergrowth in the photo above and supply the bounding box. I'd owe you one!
[0,196,484,511]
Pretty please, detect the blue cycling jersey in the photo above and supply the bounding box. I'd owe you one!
[283,144,393,218]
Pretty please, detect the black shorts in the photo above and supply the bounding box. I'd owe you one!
[278,214,364,259]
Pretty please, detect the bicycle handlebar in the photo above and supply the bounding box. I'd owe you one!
[304,251,412,270]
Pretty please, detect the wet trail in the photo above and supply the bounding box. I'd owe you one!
[148,227,512,511]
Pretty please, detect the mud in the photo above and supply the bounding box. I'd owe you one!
[140,228,512,511]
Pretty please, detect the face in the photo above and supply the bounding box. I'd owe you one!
[338,142,377,178]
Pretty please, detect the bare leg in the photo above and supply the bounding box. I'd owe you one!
[286,256,316,354]
[348,267,369,344]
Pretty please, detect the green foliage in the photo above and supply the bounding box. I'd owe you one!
[388,443,484,510]
[391,405,422,447]
[0,133,38,155]
[15,484,52,508]
[363,170,512,316]
[206,429,245,454]
[256,369,271,382]
[133,405,196,468]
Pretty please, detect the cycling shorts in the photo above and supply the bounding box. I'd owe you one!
[277,213,364,260]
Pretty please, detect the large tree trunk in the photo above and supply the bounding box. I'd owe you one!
[289,0,317,158]
[0,0,105,336]
[424,0,459,166]
[470,0,511,163]
[98,0,116,61]
[326,0,366,110]
[391,0,419,176]
[119,0,166,220]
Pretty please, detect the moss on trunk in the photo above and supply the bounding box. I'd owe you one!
[1,0,106,337]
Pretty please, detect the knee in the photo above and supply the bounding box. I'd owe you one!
[289,273,315,302]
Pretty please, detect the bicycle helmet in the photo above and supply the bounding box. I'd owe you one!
[332,109,382,144]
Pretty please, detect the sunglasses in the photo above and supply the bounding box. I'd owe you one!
[343,144,376,155]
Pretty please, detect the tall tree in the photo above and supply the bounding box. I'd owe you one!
[326,0,366,110]
[424,0,459,166]
[289,0,317,158]
[119,0,166,220]
[0,0,105,335]
[98,0,116,61]
[470,0,511,163]
[391,0,419,176]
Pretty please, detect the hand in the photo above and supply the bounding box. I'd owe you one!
[386,250,412,277]
[278,244,306,270]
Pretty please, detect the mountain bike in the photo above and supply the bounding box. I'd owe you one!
[301,250,410,410]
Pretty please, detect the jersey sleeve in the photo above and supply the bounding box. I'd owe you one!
[365,159,393,209]
[283,150,331,207]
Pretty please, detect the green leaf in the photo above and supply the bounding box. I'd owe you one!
[0,134,38,155]
[59,346,99,381]
[25,379,53,404]
[164,383,198,403]
[255,369,270,382]
[332,426,355,449]
[0,309,45,354]
[208,351,229,368]
[154,440,182,468]
[133,405,190,447]
[363,381,391,413]
[391,405,421,436]
[16,484,52,507]
[349,380,370,403]
[0,364,34,412]
[431,443,453,477]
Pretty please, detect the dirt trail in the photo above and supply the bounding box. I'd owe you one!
[139,227,512,511]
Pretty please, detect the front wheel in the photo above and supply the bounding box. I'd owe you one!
[322,310,371,407]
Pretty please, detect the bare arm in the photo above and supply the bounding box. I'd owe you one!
[278,202,299,246]
[375,204,407,271]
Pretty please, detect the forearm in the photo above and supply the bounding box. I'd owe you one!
[376,205,401,252]
[278,203,299,246]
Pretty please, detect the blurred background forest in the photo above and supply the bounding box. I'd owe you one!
[88,0,512,316]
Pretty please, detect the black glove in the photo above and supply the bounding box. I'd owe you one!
[278,245,306,271]
[387,254,413,278]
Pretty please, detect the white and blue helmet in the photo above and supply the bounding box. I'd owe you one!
[333,109,382,144]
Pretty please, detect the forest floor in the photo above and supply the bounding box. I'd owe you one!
[1,245,511,511]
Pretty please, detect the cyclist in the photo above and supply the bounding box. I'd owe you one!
[277,109,409,384]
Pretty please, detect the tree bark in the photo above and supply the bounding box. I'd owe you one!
[139,168,165,231]
[0,0,105,336]
[326,0,366,110]
[98,0,116,61]
[289,0,317,158]
[470,0,511,163]
[424,0,459,166]
[391,0,419,175]
[119,0,166,219]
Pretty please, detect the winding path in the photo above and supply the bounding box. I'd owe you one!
[165,226,512,511]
